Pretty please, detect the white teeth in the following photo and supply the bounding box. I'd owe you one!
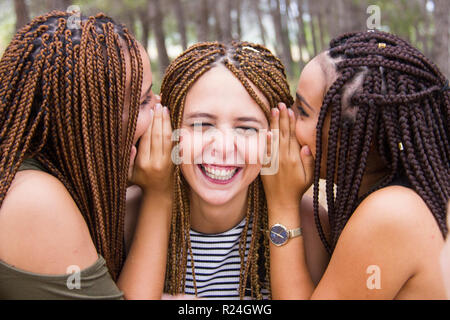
[201,165,238,181]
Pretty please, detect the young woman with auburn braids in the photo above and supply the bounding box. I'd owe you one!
[122,41,330,300]
[263,30,449,299]
[0,11,172,299]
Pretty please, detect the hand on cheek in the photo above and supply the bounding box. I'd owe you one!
[261,103,314,209]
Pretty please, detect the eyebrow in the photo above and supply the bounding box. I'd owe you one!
[236,117,264,126]
[186,113,264,125]
[186,112,217,120]
[141,83,153,100]
[296,92,313,111]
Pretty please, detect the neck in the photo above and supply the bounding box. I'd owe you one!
[358,151,389,198]
[190,189,249,234]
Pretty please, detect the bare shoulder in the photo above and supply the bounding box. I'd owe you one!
[311,185,446,298]
[351,186,443,244]
[0,170,98,275]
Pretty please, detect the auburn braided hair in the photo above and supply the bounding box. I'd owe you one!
[312,31,449,253]
[160,41,293,299]
[0,11,143,279]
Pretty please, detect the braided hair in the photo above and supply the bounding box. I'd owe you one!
[160,41,293,299]
[0,11,143,279]
[312,31,449,253]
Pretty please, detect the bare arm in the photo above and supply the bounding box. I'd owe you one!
[117,105,174,299]
[262,104,445,300]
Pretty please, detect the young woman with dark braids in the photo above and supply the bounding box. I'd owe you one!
[0,11,173,299]
[123,41,330,299]
[263,30,449,299]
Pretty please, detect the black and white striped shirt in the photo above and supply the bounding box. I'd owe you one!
[184,218,252,299]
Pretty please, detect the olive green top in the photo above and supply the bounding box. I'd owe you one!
[0,158,124,300]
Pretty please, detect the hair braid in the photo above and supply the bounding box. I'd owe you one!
[0,11,144,279]
[314,31,449,252]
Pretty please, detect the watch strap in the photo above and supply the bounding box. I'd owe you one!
[289,227,302,239]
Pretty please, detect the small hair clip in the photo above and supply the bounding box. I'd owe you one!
[398,142,404,151]
[378,43,386,49]
[440,80,449,92]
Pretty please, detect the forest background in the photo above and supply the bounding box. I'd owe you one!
[1,0,449,93]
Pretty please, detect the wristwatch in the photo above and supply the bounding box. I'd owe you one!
[269,224,302,246]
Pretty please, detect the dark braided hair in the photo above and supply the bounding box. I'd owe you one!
[160,41,293,299]
[312,31,449,253]
[0,11,143,279]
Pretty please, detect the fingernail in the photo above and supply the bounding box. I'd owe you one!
[155,103,162,111]
[278,103,286,110]
[163,106,169,114]
[303,145,311,155]
[288,108,294,117]
[271,108,277,117]
[149,109,154,117]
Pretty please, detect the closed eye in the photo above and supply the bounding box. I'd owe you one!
[236,126,257,132]
[140,95,152,107]
[191,122,213,128]
[235,126,258,135]
[297,104,309,117]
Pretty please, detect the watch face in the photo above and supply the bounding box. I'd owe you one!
[270,224,288,246]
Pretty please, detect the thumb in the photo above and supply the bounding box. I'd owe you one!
[300,145,314,185]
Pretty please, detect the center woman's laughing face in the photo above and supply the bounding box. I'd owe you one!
[179,63,269,206]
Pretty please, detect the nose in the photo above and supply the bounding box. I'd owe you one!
[204,128,237,164]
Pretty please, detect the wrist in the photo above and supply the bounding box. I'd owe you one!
[141,188,173,205]
[266,195,303,212]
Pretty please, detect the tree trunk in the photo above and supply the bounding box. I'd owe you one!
[172,0,188,50]
[253,0,267,46]
[138,9,151,50]
[196,0,210,42]
[270,0,294,76]
[45,0,71,11]
[14,0,30,31]
[150,0,170,76]
[432,0,449,78]
[419,0,432,57]
[296,0,307,66]
[307,0,318,56]
[317,7,326,52]
[234,0,242,40]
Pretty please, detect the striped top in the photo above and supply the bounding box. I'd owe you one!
[184,218,251,299]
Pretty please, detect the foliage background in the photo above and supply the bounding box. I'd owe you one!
[1,0,449,94]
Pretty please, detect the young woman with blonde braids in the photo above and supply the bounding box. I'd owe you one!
[122,41,330,300]
[0,11,172,299]
[263,31,449,299]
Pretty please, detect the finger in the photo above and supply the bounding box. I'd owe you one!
[288,108,299,155]
[279,103,289,139]
[151,103,163,158]
[278,103,289,155]
[300,145,314,186]
[136,108,154,164]
[162,106,173,159]
[270,107,279,132]
[262,130,272,167]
